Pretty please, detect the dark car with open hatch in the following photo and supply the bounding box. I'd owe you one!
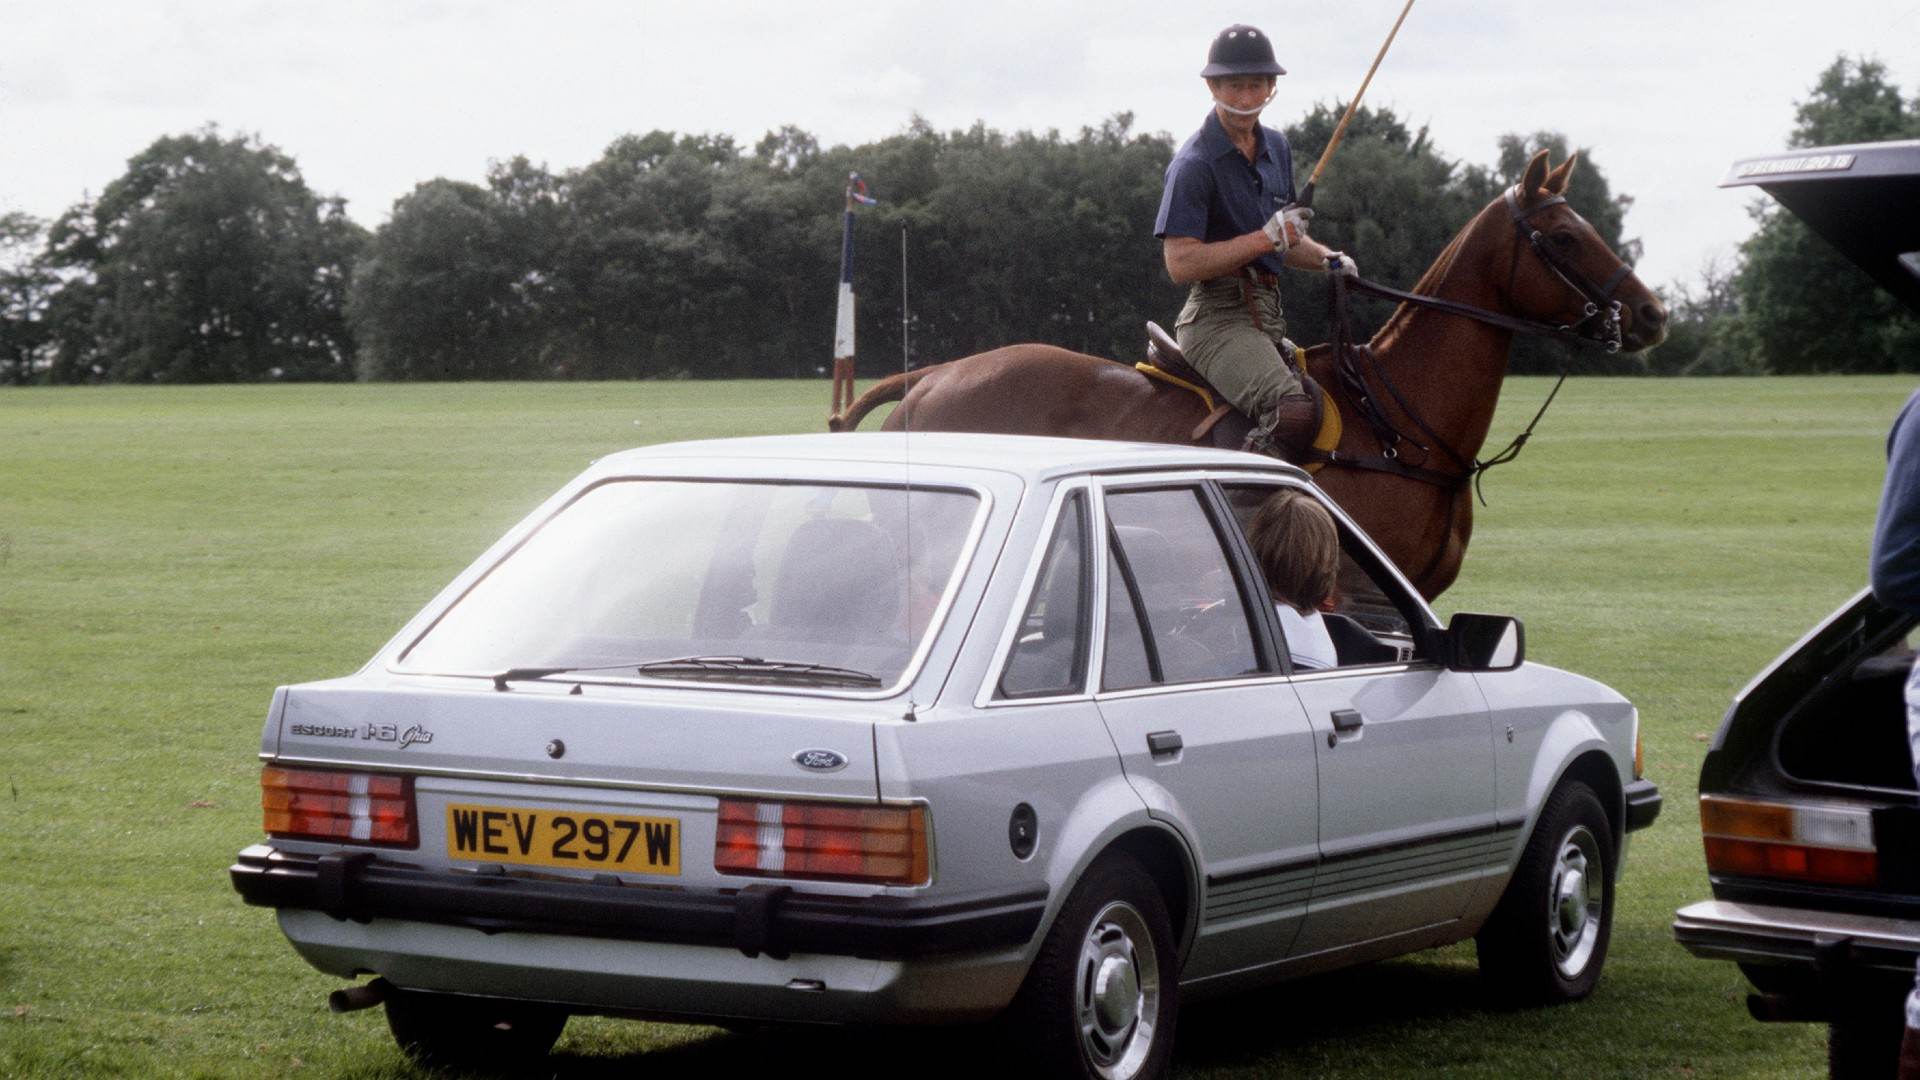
[1673,138,1920,1078]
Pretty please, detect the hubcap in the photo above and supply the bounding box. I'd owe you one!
[1074,901,1160,1079]
[1547,824,1604,978]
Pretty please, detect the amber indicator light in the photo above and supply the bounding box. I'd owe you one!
[1699,795,1876,888]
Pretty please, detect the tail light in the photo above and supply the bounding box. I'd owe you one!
[1700,794,1876,887]
[1634,733,1644,780]
[262,766,418,847]
[715,798,929,885]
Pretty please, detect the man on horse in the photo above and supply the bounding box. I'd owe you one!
[1154,23,1360,460]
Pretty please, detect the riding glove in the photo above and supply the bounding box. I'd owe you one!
[1263,205,1313,253]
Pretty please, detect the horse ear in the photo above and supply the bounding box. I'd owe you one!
[1545,152,1580,195]
[1520,149,1552,201]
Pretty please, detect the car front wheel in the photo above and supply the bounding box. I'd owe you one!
[1007,854,1178,1079]
[382,985,567,1073]
[1476,780,1615,1004]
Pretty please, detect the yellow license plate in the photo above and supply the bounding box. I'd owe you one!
[445,803,680,876]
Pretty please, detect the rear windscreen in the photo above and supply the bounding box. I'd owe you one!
[400,480,980,689]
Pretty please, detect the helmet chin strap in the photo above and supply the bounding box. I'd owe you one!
[1212,88,1278,117]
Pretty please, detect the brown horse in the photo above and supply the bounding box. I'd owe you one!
[828,150,1667,599]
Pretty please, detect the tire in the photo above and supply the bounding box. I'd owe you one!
[1006,854,1178,1080]
[1476,780,1615,1005]
[1826,992,1907,1079]
[382,985,567,1074]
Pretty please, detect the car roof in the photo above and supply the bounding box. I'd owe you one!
[594,432,1308,484]
[1721,140,1920,313]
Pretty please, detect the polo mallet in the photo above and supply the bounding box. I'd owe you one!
[1295,0,1418,209]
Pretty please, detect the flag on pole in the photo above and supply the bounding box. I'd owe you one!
[831,172,876,416]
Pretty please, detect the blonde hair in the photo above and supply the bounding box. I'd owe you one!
[1247,490,1339,614]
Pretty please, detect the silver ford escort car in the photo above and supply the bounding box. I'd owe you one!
[230,433,1659,1078]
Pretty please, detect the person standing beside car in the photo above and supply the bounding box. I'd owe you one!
[1153,23,1358,461]
[1869,387,1920,1080]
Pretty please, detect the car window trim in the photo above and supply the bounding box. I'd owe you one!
[1105,518,1167,686]
[978,481,1097,708]
[1090,662,1426,703]
[984,485,1095,704]
[1094,477,1275,690]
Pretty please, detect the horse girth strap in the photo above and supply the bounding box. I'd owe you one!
[1301,445,1463,590]
[1326,276,1475,477]
[1301,447,1466,490]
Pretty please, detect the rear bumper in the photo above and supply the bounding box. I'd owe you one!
[1624,778,1662,832]
[230,844,1046,963]
[1673,898,1920,974]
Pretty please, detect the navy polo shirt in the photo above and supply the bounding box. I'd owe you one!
[1153,109,1296,277]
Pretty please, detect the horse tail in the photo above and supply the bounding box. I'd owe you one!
[827,365,940,432]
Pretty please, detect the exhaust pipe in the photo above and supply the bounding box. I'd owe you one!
[328,977,390,1014]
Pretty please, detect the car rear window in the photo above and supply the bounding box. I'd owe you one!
[399,480,980,689]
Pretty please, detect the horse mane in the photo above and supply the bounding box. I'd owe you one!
[1406,199,1494,298]
[1368,198,1501,350]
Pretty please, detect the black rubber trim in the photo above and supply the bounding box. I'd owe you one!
[1208,818,1520,888]
[230,844,1047,961]
[1316,817,1518,868]
[1712,875,1920,921]
[1207,853,1318,889]
[1624,779,1662,832]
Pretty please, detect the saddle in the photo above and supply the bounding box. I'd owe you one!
[1138,322,1341,468]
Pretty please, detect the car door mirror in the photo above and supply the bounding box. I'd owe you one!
[1445,612,1524,672]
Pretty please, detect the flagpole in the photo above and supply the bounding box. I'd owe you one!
[829,173,877,417]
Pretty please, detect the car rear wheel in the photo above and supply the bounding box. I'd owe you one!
[1476,780,1615,1005]
[1007,854,1177,1080]
[382,985,567,1073]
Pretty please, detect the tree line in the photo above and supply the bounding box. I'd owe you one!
[1,53,1910,385]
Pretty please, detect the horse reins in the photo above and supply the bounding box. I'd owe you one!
[1308,185,1637,589]
[1338,189,1633,354]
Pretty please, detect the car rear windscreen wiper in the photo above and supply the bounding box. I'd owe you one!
[636,655,883,688]
[491,655,882,691]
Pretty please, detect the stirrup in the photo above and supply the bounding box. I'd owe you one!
[1240,426,1282,459]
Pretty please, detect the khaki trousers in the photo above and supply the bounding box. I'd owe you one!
[1173,274,1301,425]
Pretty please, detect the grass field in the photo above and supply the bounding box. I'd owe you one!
[1,375,1913,1078]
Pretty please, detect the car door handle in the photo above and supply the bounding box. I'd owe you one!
[1331,709,1364,732]
[1147,730,1183,757]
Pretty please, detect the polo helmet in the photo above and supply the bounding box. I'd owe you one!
[1199,24,1286,78]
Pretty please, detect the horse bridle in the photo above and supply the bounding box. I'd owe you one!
[1502,186,1633,355]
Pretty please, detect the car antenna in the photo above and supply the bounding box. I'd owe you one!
[901,221,918,722]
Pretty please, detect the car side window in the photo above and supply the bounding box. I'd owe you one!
[996,492,1091,699]
[1102,488,1261,686]
[1221,483,1429,670]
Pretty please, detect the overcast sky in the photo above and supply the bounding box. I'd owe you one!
[6,0,1918,289]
